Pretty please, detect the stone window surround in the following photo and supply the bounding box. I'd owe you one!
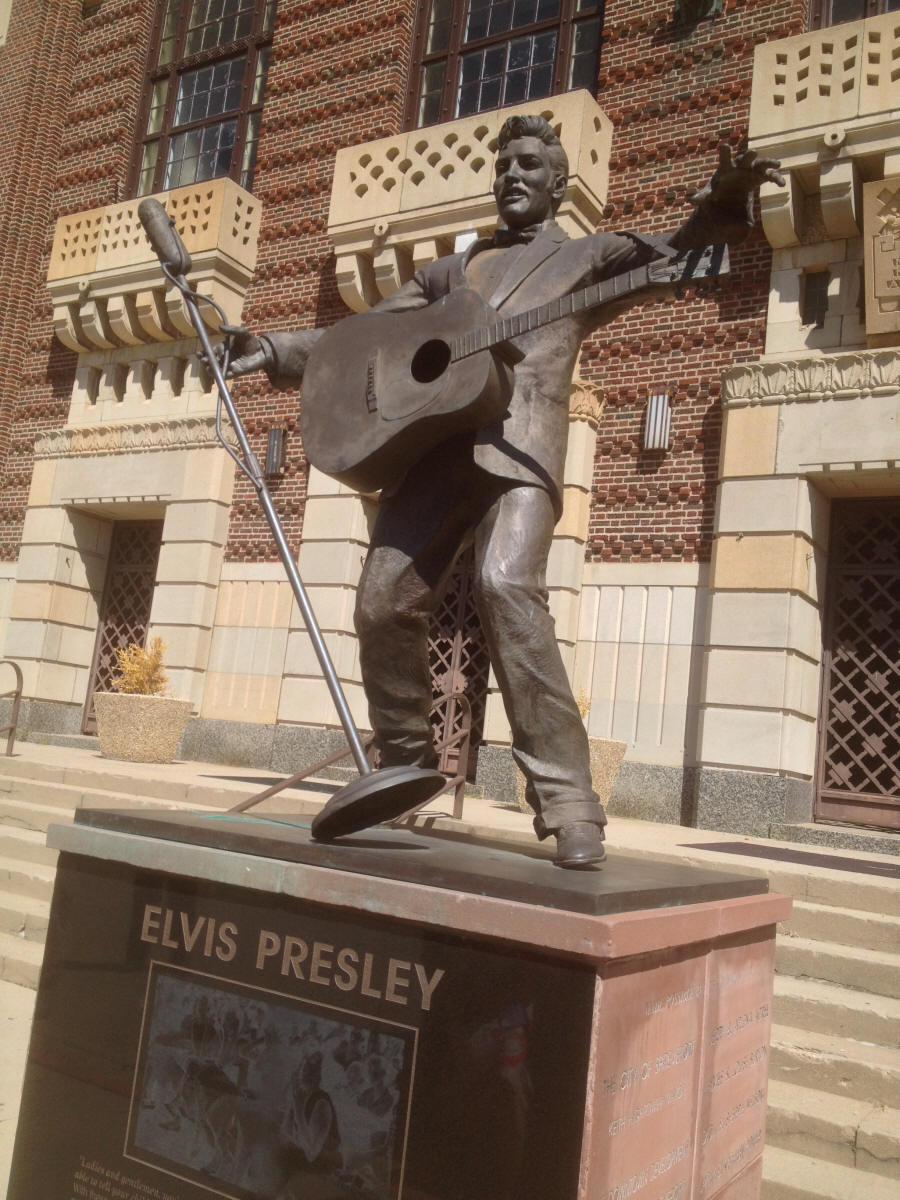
[0,0,11,47]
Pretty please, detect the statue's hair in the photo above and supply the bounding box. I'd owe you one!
[497,114,569,182]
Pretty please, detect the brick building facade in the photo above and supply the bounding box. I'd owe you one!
[0,0,897,837]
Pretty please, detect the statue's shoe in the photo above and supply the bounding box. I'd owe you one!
[554,821,606,869]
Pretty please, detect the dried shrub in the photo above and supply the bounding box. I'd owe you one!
[113,636,169,696]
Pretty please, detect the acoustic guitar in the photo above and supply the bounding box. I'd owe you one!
[300,244,727,493]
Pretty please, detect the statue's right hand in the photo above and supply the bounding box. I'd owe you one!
[210,331,271,378]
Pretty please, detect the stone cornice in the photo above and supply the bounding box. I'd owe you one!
[722,349,900,407]
[34,415,238,459]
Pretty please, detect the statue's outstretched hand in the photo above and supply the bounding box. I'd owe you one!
[219,330,271,378]
[689,143,785,241]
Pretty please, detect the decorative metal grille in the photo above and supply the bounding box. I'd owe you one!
[816,500,900,829]
[428,547,491,779]
[83,521,164,733]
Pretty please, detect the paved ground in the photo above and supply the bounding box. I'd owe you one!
[0,979,34,1198]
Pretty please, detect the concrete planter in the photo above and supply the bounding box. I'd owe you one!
[93,692,192,764]
[515,736,627,813]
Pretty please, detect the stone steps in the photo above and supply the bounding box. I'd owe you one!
[772,970,900,1046]
[0,825,58,869]
[762,1144,900,1200]
[784,899,900,954]
[0,887,49,942]
[775,931,900,998]
[768,1023,900,1107]
[0,929,43,990]
[766,1079,900,1178]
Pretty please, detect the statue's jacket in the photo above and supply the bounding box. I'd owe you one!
[265,222,662,520]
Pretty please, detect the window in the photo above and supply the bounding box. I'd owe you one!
[809,0,898,29]
[801,270,830,328]
[407,0,603,128]
[132,0,277,197]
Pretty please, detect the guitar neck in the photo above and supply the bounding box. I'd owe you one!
[449,264,652,361]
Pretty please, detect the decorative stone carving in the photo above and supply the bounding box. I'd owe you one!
[568,375,606,428]
[47,177,261,353]
[863,175,900,343]
[33,415,238,460]
[328,90,613,311]
[749,13,900,251]
[722,348,900,405]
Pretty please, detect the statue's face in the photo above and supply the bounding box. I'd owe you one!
[493,136,566,228]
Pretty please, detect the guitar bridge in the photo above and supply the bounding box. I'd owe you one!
[365,355,378,413]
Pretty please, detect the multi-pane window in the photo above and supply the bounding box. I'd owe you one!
[409,0,603,128]
[809,0,898,28]
[132,0,277,197]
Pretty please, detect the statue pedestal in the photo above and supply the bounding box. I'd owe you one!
[9,809,789,1200]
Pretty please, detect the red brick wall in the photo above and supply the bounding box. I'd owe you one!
[0,0,807,568]
[0,0,153,561]
[579,0,806,564]
[223,0,417,559]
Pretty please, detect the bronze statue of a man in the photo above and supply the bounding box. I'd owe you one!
[225,116,782,868]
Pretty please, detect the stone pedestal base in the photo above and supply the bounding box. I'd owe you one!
[9,809,789,1200]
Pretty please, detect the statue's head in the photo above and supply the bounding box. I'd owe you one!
[494,115,569,227]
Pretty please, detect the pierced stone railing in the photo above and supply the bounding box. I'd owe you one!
[47,177,261,353]
[326,90,613,312]
[748,12,900,248]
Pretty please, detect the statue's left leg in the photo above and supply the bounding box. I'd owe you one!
[472,482,606,866]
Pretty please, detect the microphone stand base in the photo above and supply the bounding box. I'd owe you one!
[311,765,447,840]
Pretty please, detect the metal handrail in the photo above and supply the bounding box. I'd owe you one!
[0,660,24,756]
[229,691,474,820]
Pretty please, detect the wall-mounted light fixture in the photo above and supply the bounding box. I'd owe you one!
[265,428,288,477]
[643,392,671,452]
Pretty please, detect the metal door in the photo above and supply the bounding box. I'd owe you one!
[83,520,164,733]
[815,499,899,829]
[428,548,490,780]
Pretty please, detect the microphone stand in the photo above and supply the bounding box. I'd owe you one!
[137,199,445,839]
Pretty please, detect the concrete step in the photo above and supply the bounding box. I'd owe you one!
[762,1143,900,1200]
[784,899,900,955]
[0,794,77,834]
[766,1079,900,1179]
[769,1023,900,1107]
[0,928,43,989]
[769,822,900,858]
[0,826,57,868]
[773,971,900,1046]
[0,789,225,836]
[0,856,56,903]
[775,933,900,999]
[0,753,321,813]
[0,888,50,943]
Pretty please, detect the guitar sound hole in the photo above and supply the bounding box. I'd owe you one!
[410,339,452,384]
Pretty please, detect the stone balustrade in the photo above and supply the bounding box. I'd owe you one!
[326,90,613,312]
[748,12,900,249]
[47,177,261,353]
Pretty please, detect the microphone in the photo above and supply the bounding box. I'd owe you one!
[137,198,192,275]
